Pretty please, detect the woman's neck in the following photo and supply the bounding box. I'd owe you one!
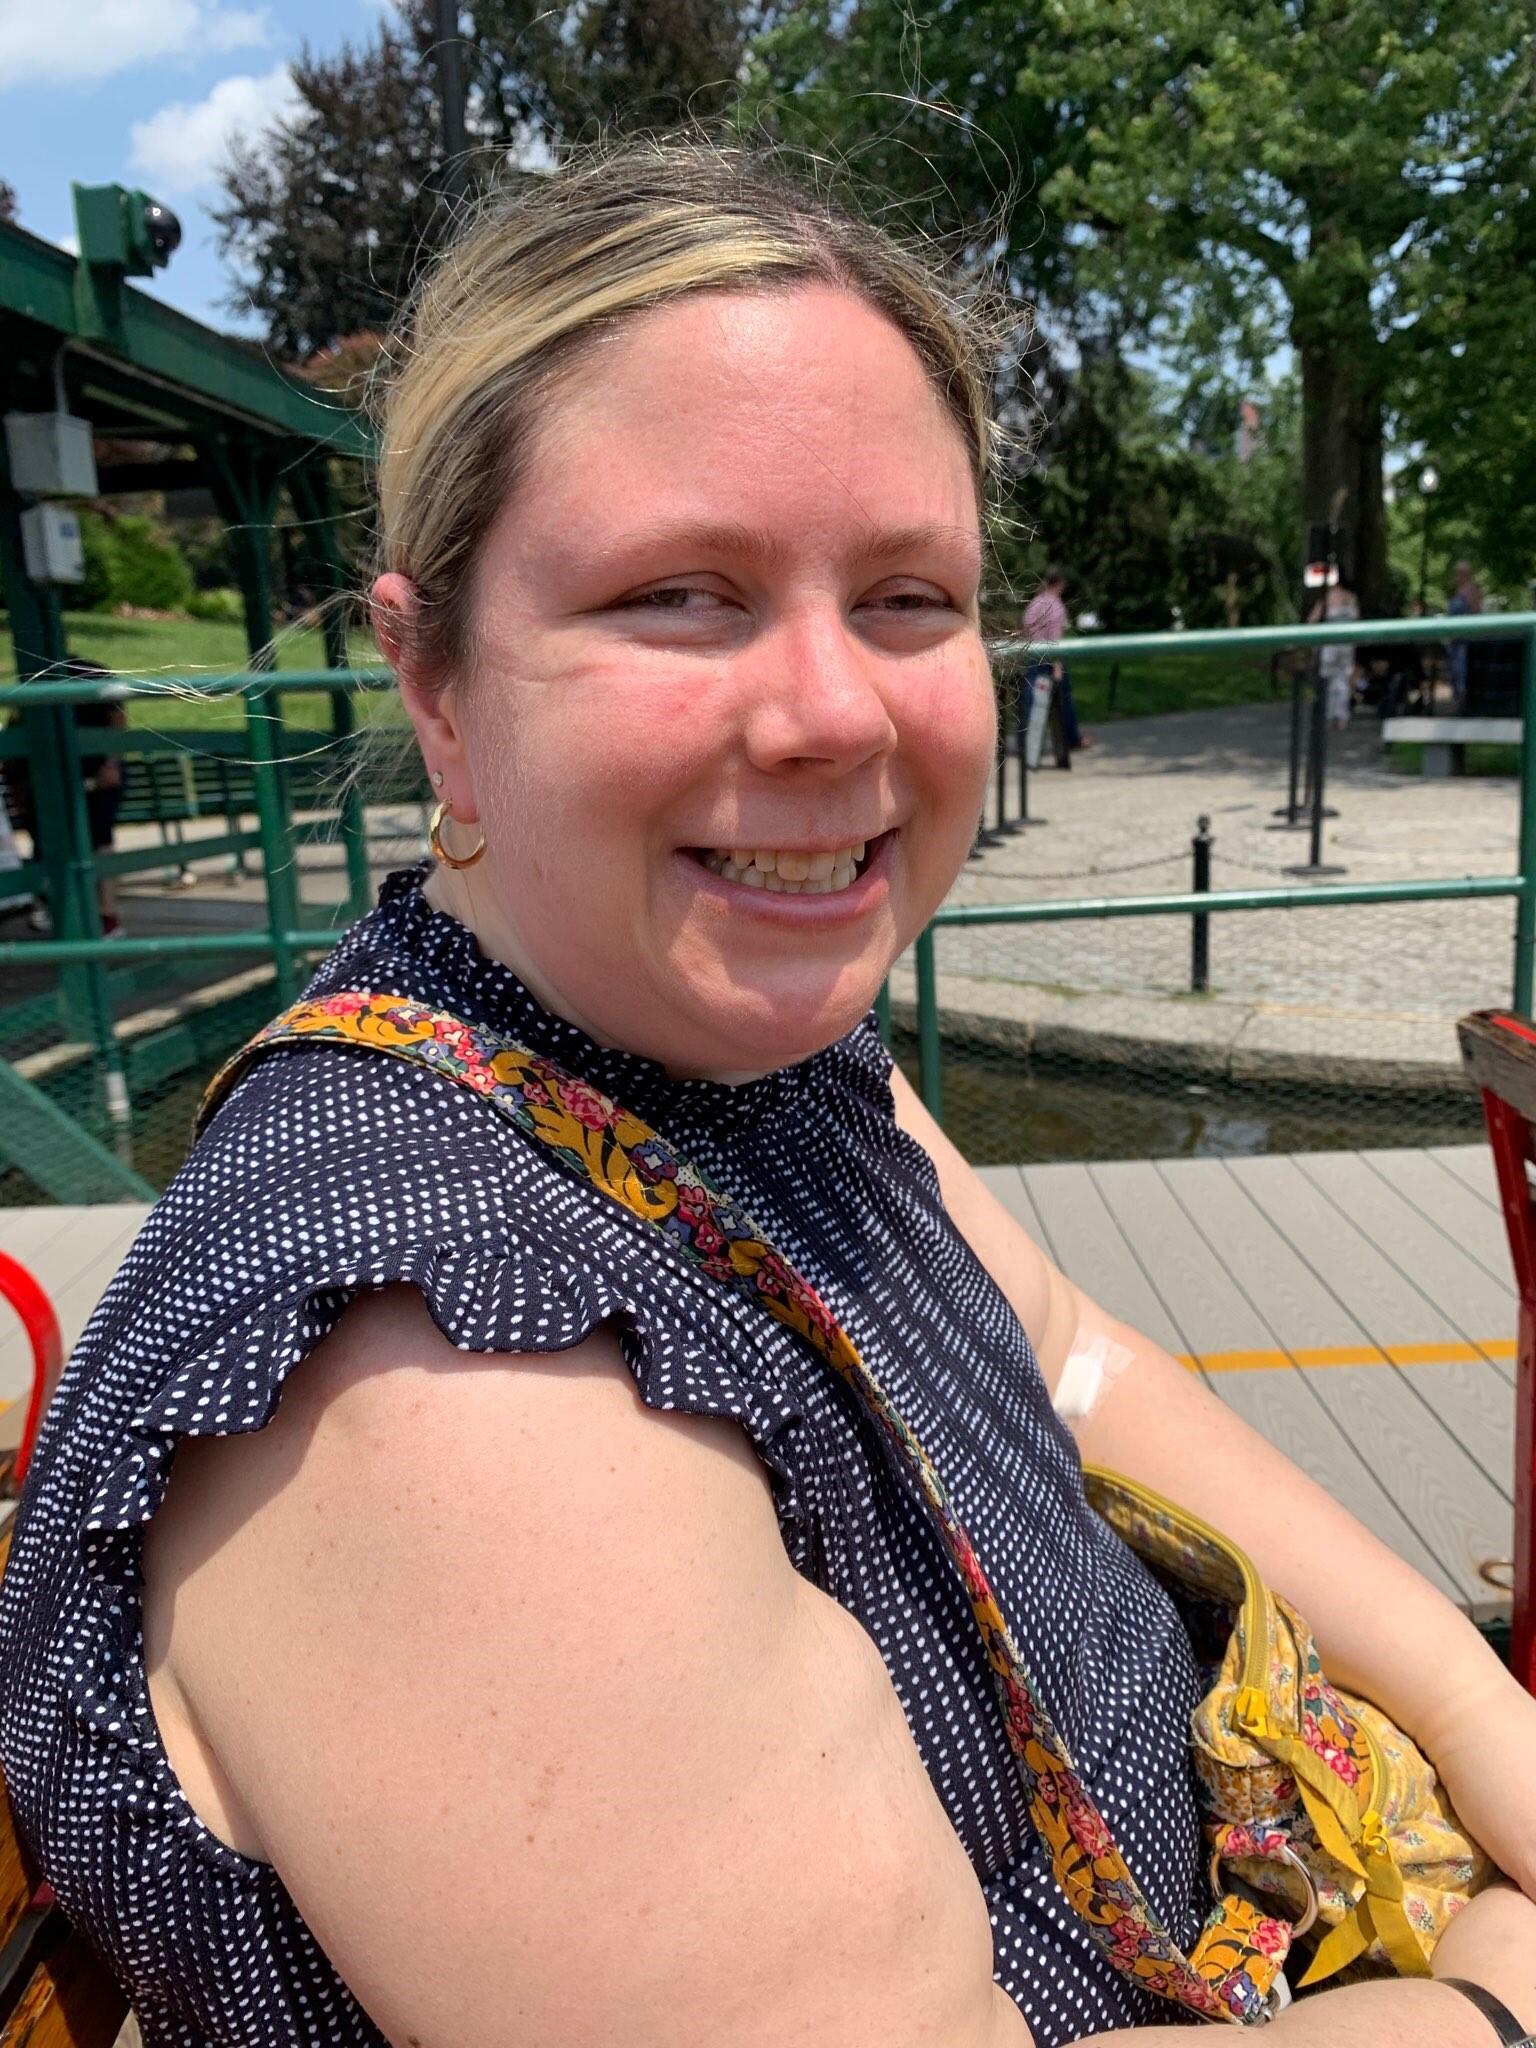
[420,863,769,1086]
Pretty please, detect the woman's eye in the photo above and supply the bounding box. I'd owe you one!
[864,585,953,613]
[623,585,728,612]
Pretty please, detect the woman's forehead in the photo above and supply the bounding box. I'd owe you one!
[506,285,979,562]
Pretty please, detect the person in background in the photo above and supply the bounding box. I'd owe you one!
[1448,561,1484,710]
[1022,566,1092,758]
[1309,580,1360,730]
[4,655,128,937]
[0,776,33,922]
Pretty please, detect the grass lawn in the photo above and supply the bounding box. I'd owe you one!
[1049,649,1283,725]
[0,610,393,730]
[1387,742,1520,778]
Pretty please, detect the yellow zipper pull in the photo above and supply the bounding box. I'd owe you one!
[1234,1686,1270,1738]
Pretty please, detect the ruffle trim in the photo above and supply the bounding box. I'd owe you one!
[72,1234,811,1878]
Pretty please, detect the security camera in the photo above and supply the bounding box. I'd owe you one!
[141,200,181,264]
[71,183,183,276]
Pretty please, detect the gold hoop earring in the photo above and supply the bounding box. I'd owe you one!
[428,798,487,871]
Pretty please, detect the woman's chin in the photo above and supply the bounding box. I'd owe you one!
[664,975,884,1081]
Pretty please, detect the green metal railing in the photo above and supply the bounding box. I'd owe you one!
[0,666,400,1199]
[1,613,1533,1181]
[911,612,1536,1125]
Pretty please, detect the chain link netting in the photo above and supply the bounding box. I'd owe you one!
[1,790,433,1206]
[888,895,1502,1166]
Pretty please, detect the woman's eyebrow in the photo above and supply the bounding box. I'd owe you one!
[584,519,982,573]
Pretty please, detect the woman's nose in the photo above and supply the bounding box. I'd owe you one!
[738,614,898,776]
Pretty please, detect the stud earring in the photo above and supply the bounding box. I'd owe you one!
[431,770,444,788]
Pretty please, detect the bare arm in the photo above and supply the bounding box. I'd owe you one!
[891,1072,1535,1878]
[143,1285,1029,2048]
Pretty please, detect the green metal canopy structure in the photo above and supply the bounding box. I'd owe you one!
[0,184,379,1203]
[0,180,372,683]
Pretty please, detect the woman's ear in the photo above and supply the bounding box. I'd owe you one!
[372,572,478,823]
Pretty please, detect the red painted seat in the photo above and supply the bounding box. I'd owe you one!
[0,1251,63,1496]
[1458,1010,1536,1695]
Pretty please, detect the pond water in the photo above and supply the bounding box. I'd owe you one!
[889,1034,1484,1166]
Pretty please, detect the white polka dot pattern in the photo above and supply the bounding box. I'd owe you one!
[0,866,1205,2045]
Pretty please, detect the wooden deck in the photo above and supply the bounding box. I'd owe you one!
[979,1145,1518,1624]
[1,1144,1521,1623]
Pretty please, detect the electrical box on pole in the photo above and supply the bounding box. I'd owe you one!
[3,412,98,498]
[19,503,85,585]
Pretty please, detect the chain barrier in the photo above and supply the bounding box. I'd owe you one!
[964,848,1187,884]
[1209,848,1308,878]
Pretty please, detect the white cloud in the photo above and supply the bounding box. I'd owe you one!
[128,63,299,195]
[0,0,269,90]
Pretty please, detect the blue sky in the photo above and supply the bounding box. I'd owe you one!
[1,0,398,334]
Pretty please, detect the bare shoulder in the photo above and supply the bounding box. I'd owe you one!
[144,1283,1031,2048]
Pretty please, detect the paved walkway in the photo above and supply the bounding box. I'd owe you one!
[896,702,1521,1081]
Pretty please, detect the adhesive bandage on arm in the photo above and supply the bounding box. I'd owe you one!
[1051,1331,1136,1423]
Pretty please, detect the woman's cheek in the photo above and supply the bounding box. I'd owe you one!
[914,665,996,800]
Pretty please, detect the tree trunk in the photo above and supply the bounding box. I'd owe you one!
[1296,291,1390,618]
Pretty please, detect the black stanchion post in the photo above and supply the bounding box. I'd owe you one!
[1269,656,1307,828]
[995,677,1009,833]
[1191,814,1212,993]
[1284,660,1346,877]
[972,672,1005,856]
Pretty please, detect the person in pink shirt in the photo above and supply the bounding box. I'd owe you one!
[1022,566,1091,755]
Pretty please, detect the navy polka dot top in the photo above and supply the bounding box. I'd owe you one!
[0,865,1204,2045]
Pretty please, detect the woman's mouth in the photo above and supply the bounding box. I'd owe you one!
[689,835,884,897]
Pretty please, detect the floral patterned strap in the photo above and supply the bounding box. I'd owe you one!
[201,992,1284,2026]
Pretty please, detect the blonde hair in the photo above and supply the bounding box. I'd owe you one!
[374,136,1007,669]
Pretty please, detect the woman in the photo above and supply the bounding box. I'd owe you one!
[1,142,1533,2048]
[1309,583,1360,730]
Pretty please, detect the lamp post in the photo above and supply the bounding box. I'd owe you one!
[433,0,468,203]
[1417,463,1439,612]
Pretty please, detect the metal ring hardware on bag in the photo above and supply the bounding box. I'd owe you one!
[1210,1841,1319,1939]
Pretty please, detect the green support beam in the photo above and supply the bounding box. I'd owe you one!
[0,1056,155,1203]
[0,210,370,457]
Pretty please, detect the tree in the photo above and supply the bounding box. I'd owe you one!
[1018,1,1536,616]
[0,182,16,225]
[216,0,765,358]
[1395,173,1536,596]
[472,0,760,145]
[213,18,444,358]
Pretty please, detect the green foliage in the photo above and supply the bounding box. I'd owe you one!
[186,587,246,624]
[76,510,119,613]
[1395,176,1536,596]
[1015,0,1536,607]
[108,517,195,612]
[753,1,1536,607]
[0,611,382,695]
[216,0,765,357]
[71,512,195,614]
[214,16,442,356]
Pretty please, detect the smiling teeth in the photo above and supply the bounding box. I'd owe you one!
[701,842,869,894]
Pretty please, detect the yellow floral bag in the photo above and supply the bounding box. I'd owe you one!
[1084,1466,1495,1988]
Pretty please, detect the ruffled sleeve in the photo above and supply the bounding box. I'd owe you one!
[78,1046,814,1592]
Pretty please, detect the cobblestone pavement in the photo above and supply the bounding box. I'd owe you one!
[902,701,1521,1079]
